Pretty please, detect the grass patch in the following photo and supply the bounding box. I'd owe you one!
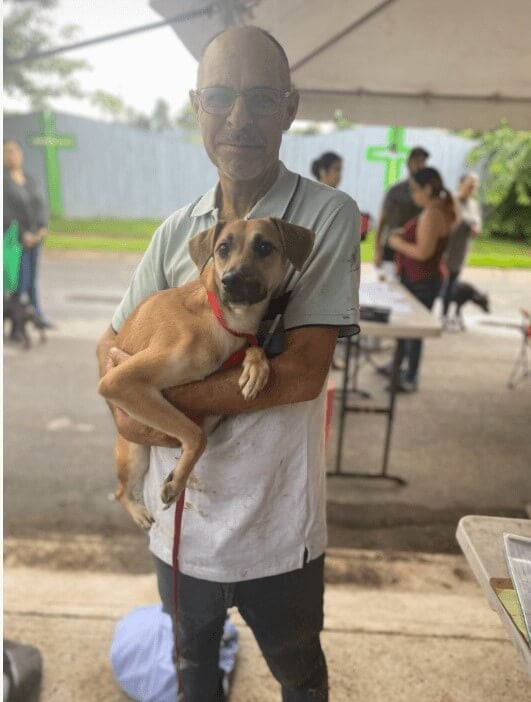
[360,232,530,269]
[47,219,531,268]
[45,234,151,253]
[49,217,161,238]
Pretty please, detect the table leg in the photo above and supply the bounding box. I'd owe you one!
[334,334,352,475]
[381,341,407,485]
[328,336,407,485]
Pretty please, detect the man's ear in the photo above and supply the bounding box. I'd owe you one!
[189,221,225,272]
[269,218,315,271]
[282,89,299,131]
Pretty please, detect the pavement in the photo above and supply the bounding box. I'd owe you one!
[4,547,531,702]
[3,251,531,700]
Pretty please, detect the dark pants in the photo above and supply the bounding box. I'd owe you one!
[397,277,441,384]
[154,554,328,702]
[441,270,460,316]
[14,243,44,317]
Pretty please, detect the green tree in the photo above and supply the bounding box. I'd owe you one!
[3,0,89,109]
[174,103,198,132]
[468,124,531,240]
[150,98,173,131]
[90,91,126,120]
[333,109,357,131]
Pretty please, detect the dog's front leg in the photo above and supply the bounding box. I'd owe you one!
[238,346,270,400]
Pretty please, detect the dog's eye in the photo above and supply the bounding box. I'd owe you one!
[217,242,230,258]
[255,240,273,257]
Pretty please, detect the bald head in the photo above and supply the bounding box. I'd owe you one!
[197,26,291,90]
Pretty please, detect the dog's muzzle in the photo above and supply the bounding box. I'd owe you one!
[221,270,267,305]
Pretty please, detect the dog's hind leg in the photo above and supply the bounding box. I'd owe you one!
[114,435,153,529]
[99,351,207,508]
[456,305,466,331]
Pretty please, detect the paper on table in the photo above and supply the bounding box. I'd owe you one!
[504,533,531,641]
[359,281,413,316]
[491,580,530,642]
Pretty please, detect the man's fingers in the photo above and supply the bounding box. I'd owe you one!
[109,346,131,365]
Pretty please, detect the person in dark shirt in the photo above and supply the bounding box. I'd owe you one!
[374,146,430,273]
[3,139,52,332]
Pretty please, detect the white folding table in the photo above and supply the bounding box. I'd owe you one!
[456,515,531,676]
[330,278,441,484]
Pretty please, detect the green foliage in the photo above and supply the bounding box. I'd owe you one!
[333,110,357,131]
[3,0,89,109]
[90,91,126,119]
[468,124,531,240]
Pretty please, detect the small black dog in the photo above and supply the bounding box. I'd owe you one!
[3,294,47,349]
[449,281,490,330]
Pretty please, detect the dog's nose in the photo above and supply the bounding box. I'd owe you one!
[221,270,245,291]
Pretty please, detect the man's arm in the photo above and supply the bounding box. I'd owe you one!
[113,326,338,444]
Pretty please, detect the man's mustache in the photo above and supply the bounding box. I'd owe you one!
[215,129,266,147]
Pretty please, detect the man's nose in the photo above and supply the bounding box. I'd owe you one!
[226,95,253,128]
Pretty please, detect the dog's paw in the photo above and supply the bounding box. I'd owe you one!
[160,471,186,508]
[129,504,155,531]
[239,347,269,400]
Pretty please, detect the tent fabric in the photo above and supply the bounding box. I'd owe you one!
[151,0,531,129]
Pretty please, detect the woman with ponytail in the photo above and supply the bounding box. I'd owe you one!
[386,167,457,391]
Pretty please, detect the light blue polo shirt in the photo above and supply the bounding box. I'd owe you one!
[112,162,360,581]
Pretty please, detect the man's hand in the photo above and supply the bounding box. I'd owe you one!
[373,246,383,268]
[387,232,399,250]
[22,232,40,248]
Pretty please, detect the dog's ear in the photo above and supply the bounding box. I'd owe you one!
[269,218,315,271]
[188,221,225,272]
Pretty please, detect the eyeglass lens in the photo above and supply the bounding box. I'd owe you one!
[200,87,283,115]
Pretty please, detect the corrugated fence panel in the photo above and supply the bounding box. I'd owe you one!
[4,112,475,221]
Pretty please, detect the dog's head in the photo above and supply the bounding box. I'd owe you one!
[189,218,314,306]
[473,290,490,313]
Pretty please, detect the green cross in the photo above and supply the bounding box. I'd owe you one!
[28,111,76,217]
[366,126,409,189]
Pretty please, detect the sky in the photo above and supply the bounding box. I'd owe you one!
[5,0,200,119]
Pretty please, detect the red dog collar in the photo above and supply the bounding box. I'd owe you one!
[206,290,258,348]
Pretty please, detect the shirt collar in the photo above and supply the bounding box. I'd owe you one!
[190,161,299,221]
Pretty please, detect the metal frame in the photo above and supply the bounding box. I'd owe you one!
[327,334,407,486]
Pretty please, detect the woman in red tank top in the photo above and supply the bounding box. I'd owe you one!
[386,167,457,391]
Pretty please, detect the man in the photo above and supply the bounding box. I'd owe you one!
[373,146,429,274]
[441,172,482,326]
[97,26,360,702]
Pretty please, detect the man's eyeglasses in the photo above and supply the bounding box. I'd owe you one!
[193,87,291,117]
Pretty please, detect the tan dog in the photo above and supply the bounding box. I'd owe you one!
[98,218,314,529]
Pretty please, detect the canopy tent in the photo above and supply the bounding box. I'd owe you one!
[151,0,531,130]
